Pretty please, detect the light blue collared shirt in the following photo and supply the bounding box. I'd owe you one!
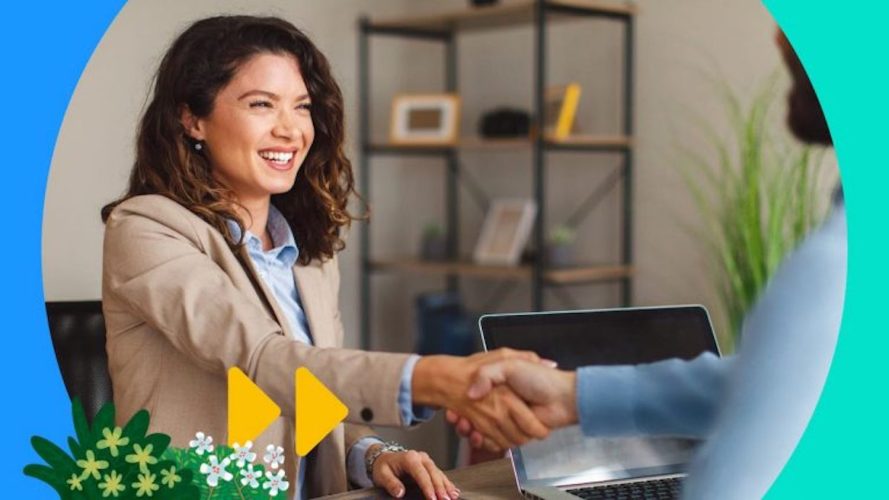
[227,206,431,494]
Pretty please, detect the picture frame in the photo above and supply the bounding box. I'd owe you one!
[389,93,461,145]
[473,199,538,266]
[544,83,582,140]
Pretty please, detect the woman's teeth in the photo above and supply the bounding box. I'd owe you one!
[259,151,294,164]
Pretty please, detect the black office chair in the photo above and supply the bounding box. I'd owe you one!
[45,301,113,421]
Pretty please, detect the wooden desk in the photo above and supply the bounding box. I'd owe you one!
[317,458,523,500]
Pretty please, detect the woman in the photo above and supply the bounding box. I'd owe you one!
[100,15,547,499]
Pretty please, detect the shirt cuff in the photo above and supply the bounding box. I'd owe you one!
[576,364,639,437]
[399,354,436,425]
[347,436,384,488]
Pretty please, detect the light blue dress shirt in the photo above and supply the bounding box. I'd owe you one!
[575,197,846,499]
[227,206,432,495]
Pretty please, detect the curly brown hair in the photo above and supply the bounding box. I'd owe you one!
[101,15,362,264]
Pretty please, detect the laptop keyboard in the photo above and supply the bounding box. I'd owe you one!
[567,476,683,499]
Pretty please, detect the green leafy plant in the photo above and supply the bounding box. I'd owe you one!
[163,438,288,499]
[422,222,444,240]
[24,399,198,499]
[679,74,829,347]
[548,224,577,247]
[24,400,290,499]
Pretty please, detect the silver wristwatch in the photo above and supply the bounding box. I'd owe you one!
[365,441,408,477]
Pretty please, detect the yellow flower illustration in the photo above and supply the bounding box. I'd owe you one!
[76,449,109,480]
[97,426,130,457]
[66,472,84,491]
[160,466,181,488]
[99,470,125,498]
[132,472,160,497]
[125,443,158,474]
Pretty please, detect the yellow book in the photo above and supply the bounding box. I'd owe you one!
[554,83,582,140]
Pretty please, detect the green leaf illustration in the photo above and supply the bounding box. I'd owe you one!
[71,398,91,450]
[31,436,77,471]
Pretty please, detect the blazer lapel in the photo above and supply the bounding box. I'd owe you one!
[293,263,334,348]
[234,246,295,339]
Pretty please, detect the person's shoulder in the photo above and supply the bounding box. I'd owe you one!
[105,195,204,243]
[110,194,194,220]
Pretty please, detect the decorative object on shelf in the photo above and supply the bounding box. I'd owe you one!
[473,198,538,266]
[544,83,582,140]
[420,222,448,261]
[479,107,531,138]
[389,93,461,146]
[547,224,577,267]
[469,0,499,6]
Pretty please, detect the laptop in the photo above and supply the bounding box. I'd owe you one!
[478,305,720,500]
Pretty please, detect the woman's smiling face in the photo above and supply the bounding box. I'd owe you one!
[184,52,315,206]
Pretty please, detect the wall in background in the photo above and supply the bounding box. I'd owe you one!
[42,0,836,467]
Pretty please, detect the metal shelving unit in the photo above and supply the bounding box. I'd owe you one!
[358,0,636,349]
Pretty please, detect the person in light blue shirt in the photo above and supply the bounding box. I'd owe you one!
[449,29,842,499]
[227,206,436,498]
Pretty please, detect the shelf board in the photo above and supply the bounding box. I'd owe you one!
[369,0,637,33]
[369,257,633,285]
[367,134,632,154]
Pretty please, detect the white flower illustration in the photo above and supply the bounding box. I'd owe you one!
[188,431,214,456]
[263,444,285,470]
[229,441,257,468]
[262,469,289,497]
[239,464,261,488]
[199,455,233,487]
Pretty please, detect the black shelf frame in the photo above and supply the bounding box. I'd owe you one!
[358,0,635,350]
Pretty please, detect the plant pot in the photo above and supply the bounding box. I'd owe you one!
[546,244,574,268]
[421,236,448,261]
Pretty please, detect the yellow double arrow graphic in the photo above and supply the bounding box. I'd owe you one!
[227,367,348,456]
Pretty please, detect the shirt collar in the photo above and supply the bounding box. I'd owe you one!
[225,205,299,267]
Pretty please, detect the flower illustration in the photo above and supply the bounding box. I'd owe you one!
[188,431,214,455]
[99,470,125,498]
[66,472,84,491]
[96,426,130,457]
[230,441,257,468]
[125,443,158,474]
[199,455,233,487]
[239,464,261,488]
[76,449,109,480]
[132,472,160,497]
[160,465,181,488]
[262,469,289,497]
[263,444,285,470]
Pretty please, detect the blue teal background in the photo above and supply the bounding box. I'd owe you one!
[3,1,127,496]
[2,0,878,496]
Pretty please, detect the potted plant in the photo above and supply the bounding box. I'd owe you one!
[420,222,448,261]
[546,224,577,267]
[679,74,829,348]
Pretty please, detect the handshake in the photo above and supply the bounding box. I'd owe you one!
[412,349,578,452]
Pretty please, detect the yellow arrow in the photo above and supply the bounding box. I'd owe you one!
[295,367,348,456]
[227,367,281,446]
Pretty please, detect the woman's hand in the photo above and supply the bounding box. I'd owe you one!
[412,348,552,451]
[371,448,459,500]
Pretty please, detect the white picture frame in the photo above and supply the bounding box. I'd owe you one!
[473,199,538,266]
[389,93,461,145]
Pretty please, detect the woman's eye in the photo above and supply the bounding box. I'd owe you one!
[249,100,273,108]
[297,102,312,111]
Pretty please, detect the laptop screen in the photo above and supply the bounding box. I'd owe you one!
[479,306,719,487]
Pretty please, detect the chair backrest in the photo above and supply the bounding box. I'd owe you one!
[45,301,112,421]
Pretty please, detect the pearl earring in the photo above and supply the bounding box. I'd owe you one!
[194,141,204,151]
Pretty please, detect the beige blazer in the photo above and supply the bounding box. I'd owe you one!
[102,194,413,497]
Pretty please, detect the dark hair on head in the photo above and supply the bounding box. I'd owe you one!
[101,15,363,264]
